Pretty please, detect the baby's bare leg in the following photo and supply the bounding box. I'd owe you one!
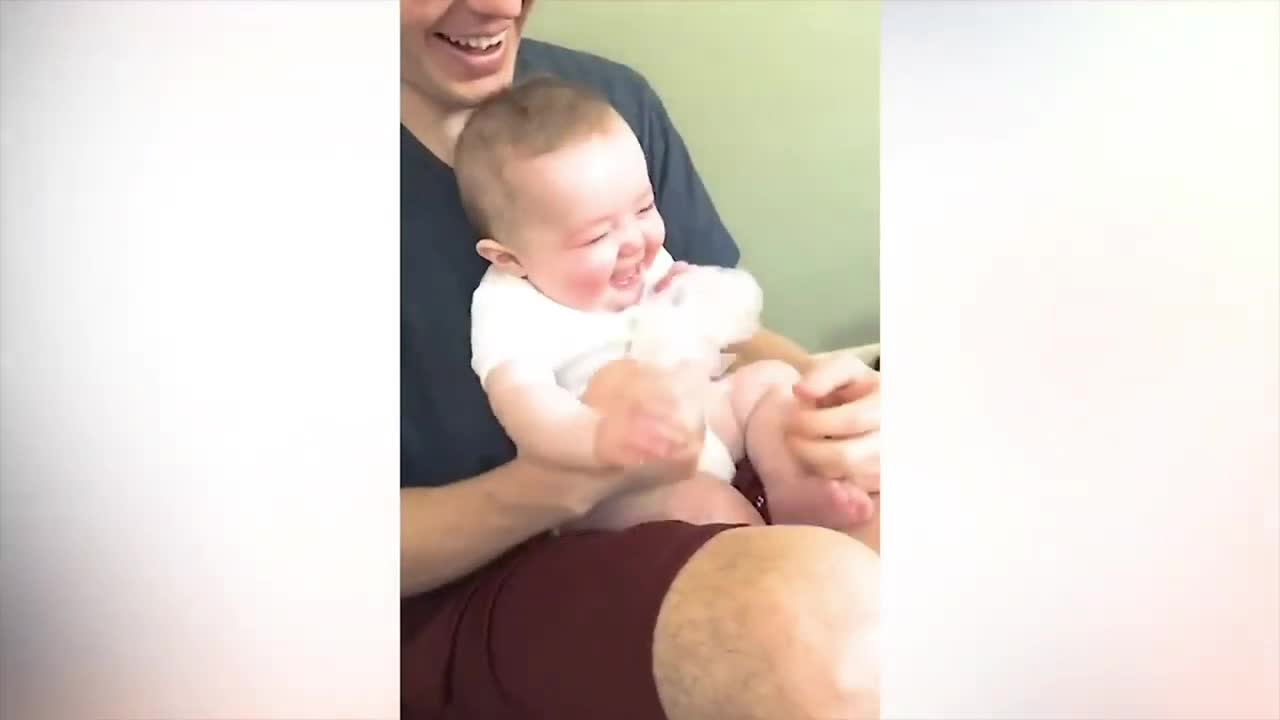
[726,361,875,530]
[705,377,745,460]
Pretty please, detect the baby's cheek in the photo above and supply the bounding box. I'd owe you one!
[564,262,611,303]
[643,218,667,265]
[642,243,659,269]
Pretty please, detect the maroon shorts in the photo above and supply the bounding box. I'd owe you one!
[401,464,769,720]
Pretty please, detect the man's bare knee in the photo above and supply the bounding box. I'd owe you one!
[653,525,880,720]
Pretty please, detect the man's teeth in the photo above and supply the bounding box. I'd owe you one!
[443,31,505,50]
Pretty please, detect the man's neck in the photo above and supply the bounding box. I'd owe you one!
[401,82,472,168]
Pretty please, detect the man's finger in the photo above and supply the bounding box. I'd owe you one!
[630,425,676,460]
[788,395,880,440]
[788,431,880,491]
[794,351,877,402]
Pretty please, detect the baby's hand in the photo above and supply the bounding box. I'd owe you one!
[653,261,693,295]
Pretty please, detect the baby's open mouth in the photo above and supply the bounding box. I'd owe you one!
[610,265,641,289]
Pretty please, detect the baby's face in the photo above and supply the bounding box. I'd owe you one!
[502,120,665,312]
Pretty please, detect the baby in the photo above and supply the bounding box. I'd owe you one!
[456,76,870,531]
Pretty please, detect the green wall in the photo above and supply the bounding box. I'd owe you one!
[527,0,880,351]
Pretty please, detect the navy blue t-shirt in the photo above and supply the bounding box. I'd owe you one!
[401,39,740,489]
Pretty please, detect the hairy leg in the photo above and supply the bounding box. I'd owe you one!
[654,525,881,720]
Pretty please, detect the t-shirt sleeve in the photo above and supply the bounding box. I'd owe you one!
[470,271,551,388]
[636,77,742,270]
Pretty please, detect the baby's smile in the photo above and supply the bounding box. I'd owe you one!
[610,262,643,291]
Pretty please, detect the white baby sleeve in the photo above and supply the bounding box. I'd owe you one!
[470,270,549,388]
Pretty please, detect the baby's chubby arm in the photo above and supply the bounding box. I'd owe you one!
[483,362,605,471]
[471,272,607,470]
[484,361,694,473]
[471,267,696,474]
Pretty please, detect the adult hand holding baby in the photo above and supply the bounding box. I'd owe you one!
[582,357,705,484]
[787,350,881,513]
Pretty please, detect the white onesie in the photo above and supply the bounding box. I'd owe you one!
[470,248,739,481]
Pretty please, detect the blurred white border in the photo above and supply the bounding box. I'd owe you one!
[1,2,400,718]
[882,1,1279,718]
[2,0,1276,717]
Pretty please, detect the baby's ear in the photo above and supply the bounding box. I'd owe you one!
[475,239,527,277]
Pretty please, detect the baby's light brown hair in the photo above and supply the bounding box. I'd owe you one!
[454,75,624,240]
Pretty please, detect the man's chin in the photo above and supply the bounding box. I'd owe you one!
[433,73,516,111]
[411,48,519,111]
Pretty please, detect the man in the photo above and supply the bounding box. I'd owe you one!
[400,1,882,718]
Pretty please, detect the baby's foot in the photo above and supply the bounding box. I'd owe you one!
[821,479,876,528]
[765,466,874,531]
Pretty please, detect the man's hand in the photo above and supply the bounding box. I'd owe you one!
[584,358,704,482]
[786,350,881,493]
